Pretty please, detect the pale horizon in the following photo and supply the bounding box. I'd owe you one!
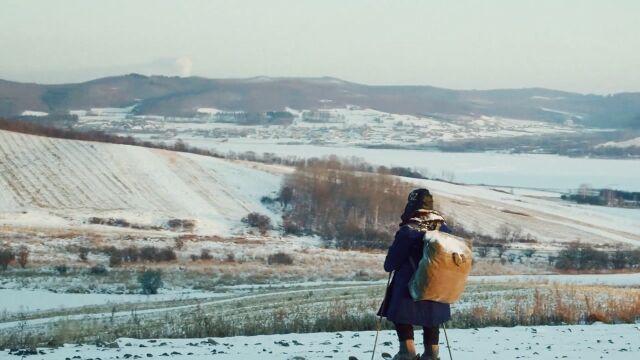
[1,0,639,94]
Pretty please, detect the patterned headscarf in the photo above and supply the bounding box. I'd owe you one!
[400,188,434,223]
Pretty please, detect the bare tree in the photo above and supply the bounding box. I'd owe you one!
[17,246,29,268]
[578,183,593,200]
[497,224,513,242]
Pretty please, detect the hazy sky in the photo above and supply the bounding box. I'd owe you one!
[1,0,639,93]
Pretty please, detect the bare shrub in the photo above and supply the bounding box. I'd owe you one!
[78,247,89,262]
[109,253,123,267]
[89,217,131,227]
[138,269,163,295]
[89,264,108,275]
[0,248,15,270]
[279,186,294,208]
[200,249,213,261]
[166,219,196,232]
[477,246,489,258]
[16,246,29,268]
[89,217,162,231]
[267,252,293,265]
[497,224,512,241]
[282,218,304,235]
[54,264,68,275]
[105,246,176,265]
[555,243,611,270]
[140,246,177,262]
[521,233,538,243]
[241,212,272,235]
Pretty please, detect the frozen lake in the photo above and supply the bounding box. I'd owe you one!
[182,139,640,192]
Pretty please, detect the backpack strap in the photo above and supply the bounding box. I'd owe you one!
[409,255,417,271]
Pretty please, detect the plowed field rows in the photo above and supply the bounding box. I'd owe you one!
[0,130,280,234]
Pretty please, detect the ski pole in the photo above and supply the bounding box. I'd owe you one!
[442,321,453,360]
[371,272,393,360]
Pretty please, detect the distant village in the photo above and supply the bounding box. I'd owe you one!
[562,186,640,208]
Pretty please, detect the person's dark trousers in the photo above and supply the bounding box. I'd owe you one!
[394,322,439,345]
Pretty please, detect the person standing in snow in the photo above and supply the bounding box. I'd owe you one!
[378,188,451,360]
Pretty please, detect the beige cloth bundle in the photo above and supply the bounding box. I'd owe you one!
[408,230,473,304]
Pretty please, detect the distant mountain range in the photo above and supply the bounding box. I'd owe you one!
[1,74,639,128]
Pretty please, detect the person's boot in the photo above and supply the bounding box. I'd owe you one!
[419,345,440,360]
[392,339,418,360]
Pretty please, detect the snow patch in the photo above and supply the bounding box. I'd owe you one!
[196,107,223,115]
[20,110,48,117]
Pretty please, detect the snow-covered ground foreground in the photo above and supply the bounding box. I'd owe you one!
[10,324,639,360]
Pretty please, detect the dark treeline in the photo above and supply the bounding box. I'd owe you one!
[274,157,416,249]
[437,130,640,158]
[0,118,226,157]
[102,245,177,267]
[554,243,640,271]
[561,188,640,208]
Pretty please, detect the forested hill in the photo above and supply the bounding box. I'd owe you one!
[1,74,639,128]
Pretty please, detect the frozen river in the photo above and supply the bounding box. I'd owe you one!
[182,139,640,192]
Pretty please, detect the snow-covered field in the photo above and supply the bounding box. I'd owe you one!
[1,129,638,249]
[2,273,639,315]
[0,129,282,236]
[408,177,640,247]
[469,273,640,287]
[0,289,228,314]
[1,273,638,358]
[9,324,639,360]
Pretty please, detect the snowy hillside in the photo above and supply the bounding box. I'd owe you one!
[411,178,640,247]
[1,128,638,249]
[0,129,282,236]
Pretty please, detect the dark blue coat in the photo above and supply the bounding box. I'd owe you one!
[378,224,452,327]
